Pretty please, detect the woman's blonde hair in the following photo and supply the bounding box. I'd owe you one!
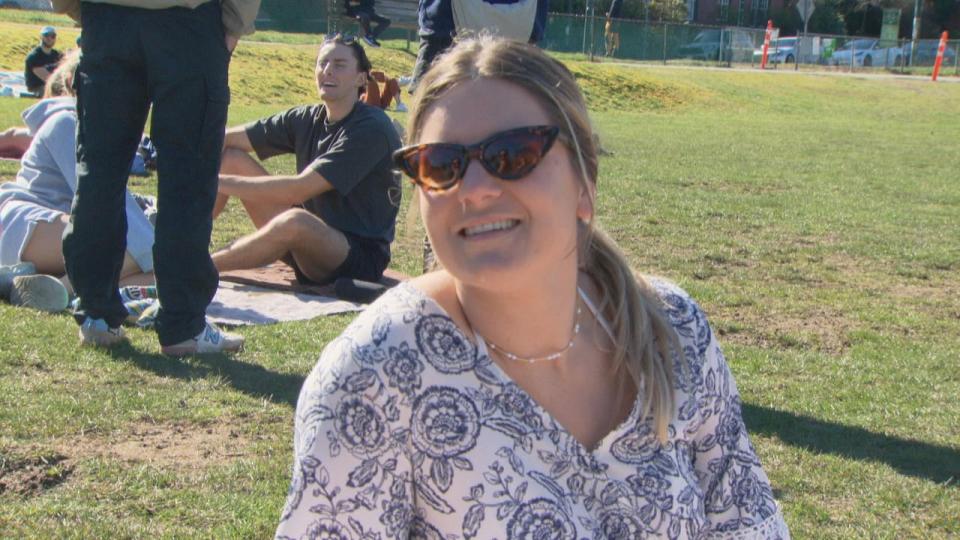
[43,48,81,98]
[407,36,681,441]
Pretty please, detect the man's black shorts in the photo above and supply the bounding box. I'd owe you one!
[285,231,390,286]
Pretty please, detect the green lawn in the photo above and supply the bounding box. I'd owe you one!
[1,15,958,539]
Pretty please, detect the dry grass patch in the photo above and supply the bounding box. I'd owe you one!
[715,304,854,355]
[0,453,72,497]
[61,418,256,469]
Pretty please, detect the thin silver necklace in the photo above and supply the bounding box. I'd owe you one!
[483,289,584,364]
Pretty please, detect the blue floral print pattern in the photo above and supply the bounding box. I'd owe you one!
[276,280,790,539]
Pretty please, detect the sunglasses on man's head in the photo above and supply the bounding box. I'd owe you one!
[323,32,356,44]
[392,125,560,191]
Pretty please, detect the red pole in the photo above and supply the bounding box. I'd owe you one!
[761,20,773,70]
[932,31,949,81]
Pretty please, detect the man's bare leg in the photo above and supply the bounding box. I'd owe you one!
[215,148,289,227]
[212,208,350,282]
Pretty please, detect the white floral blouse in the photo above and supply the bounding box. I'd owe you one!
[276,280,790,539]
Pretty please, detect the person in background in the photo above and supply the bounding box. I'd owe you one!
[408,0,549,93]
[52,0,260,355]
[362,70,406,112]
[213,35,401,289]
[344,0,391,47]
[604,0,623,57]
[24,26,63,97]
[0,51,155,313]
[275,36,790,538]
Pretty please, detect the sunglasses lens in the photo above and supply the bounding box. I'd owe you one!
[401,146,462,190]
[395,126,558,191]
[482,131,547,180]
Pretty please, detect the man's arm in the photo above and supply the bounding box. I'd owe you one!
[223,125,255,153]
[32,66,51,82]
[218,168,335,207]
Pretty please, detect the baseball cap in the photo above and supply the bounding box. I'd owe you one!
[40,26,56,36]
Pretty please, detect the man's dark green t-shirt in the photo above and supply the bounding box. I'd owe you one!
[245,102,402,248]
[24,46,62,93]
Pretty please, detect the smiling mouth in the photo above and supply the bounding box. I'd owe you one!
[460,219,519,237]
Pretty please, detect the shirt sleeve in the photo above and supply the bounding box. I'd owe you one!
[50,0,81,22]
[309,121,392,197]
[221,0,260,37]
[41,111,80,194]
[682,299,790,539]
[245,107,303,162]
[276,336,415,539]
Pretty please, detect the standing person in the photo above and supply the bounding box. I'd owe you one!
[24,26,63,96]
[409,0,549,93]
[409,0,455,92]
[276,36,790,538]
[344,0,391,47]
[604,0,623,57]
[213,35,401,288]
[52,0,261,355]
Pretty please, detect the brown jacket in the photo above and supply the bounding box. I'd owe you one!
[50,0,260,37]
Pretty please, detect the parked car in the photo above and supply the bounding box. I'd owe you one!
[829,39,903,67]
[753,37,798,64]
[902,40,958,66]
[679,29,756,63]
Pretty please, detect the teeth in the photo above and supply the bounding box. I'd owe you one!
[463,220,516,237]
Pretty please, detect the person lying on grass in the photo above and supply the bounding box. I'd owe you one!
[275,35,791,539]
[213,33,401,288]
[0,50,155,313]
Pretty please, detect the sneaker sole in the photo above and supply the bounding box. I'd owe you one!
[79,328,127,347]
[160,341,244,357]
[10,274,69,313]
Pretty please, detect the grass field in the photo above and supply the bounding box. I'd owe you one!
[1,14,959,539]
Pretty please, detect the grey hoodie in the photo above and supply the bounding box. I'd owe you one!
[0,97,154,272]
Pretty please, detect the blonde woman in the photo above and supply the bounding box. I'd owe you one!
[277,36,789,539]
[0,50,154,303]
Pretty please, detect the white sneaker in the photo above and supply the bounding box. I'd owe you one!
[0,262,36,298]
[10,274,69,313]
[398,75,412,87]
[161,321,244,356]
[395,102,408,113]
[79,317,127,347]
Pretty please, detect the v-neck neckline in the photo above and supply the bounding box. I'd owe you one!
[399,281,644,455]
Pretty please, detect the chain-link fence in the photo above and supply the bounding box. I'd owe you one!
[545,13,960,75]
[251,5,959,75]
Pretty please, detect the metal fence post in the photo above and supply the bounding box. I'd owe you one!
[719,27,725,65]
[899,38,906,73]
[851,41,856,71]
[581,12,588,55]
[795,32,801,71]
[663,23,668,65]
[955,41,959,76]
[587,1,592,61]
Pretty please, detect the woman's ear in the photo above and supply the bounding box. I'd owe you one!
[576,182,595,224]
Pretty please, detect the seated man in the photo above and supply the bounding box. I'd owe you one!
[24,26,62,96]
[213,34,401,287]
[344,0,391,47]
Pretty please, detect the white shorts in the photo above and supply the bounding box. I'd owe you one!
[0,199,64,266]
